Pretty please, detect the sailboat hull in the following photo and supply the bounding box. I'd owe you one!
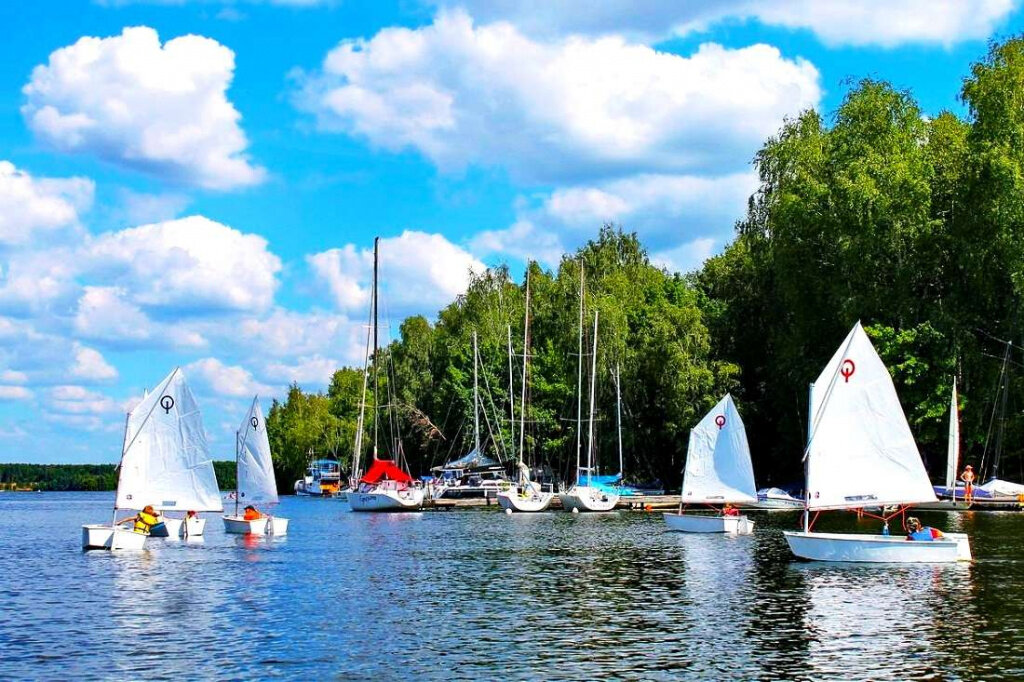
[349,487,424,512]
[498,489,554,512]
[559,486,619,512]
[784,531,972,563]
[267,517,289,535]
[663,512,754,534]
[223,516,269,534]
[81,524,147,551]
[150,517,182,538]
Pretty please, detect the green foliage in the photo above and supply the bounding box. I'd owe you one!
[0,462,236,492]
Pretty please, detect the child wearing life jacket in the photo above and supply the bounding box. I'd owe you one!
[116,505,164,535]
[243,505,266,521]
[905,517,944,541]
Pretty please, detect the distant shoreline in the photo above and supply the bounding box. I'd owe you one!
[0,462,238,492]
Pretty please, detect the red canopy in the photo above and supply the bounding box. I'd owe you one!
[360,458,413,484]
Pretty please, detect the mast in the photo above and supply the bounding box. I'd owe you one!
[586,310,599,479]
[473,331,480,454]
[518,270,530,469]
[507,324,516,464]
[372,236,380,458]
[615,362,623,478]
[234,429,240,516]
[576,263,584,478]
[352,316,372,483]
[803,382,814,533]
[992,341,1010,482]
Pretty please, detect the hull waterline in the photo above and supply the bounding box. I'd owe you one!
[81,524,147,551]
[497,489,554,512]
[784,531,972,563]
[348,487,424,512]
[559,486,619,512]
[222,516,269,535]
[663,512,754,534]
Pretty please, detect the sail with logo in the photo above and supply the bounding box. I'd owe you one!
[664,394,757,534]
[82,368,222,550]
[223,396,288,535]
[783,322,973,562]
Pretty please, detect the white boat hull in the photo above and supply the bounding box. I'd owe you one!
[349,487,424,512]
[81,524,148,551]
[663,512,754,534]
[267,516,289,535]
[497,489,554,512]
[559,486,619,512]
[784,531,972,563]
[183,516,206,537]
[222,515,269,535]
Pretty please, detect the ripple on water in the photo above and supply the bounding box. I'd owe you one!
[2,495,1024,680]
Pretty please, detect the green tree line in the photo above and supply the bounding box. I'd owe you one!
[266,37,1024,492]
[0,462,236,492]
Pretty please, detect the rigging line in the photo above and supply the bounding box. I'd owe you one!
[478,349,509,463]
[978,343,1009,480]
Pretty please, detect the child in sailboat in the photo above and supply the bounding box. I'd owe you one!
[905,517,945,541]
[116,505,165,535]
[243,505,266,521]
[723,503,740,517]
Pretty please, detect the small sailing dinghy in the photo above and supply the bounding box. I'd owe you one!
[783,323,972,563]
[918,380,967,510]
[223,396,288,535]
[664,394,756,534]
[82,368,223,550]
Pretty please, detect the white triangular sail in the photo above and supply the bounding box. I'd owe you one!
[805,323,937,511]
[945,379,959,490]
[238,396,279,506]
[115,368,223,512]
[682,394,757,504]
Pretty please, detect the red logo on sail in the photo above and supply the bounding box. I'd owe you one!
[840,359,856,383]
[715,415,726,429]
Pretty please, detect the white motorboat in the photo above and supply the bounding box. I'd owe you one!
[664,394,757,534]
[82,368,223,550]
[223,396,288,535]
[756,487,804,511]
[293,457,341,496]
[784,322,972,563]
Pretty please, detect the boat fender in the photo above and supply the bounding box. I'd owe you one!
[505,508,513,515]
[572,507,579,514]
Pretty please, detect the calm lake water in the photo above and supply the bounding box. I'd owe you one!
[2,492,1024,680]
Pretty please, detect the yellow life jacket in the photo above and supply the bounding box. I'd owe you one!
[134,510,159,534]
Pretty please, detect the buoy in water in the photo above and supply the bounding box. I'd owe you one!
[505,507,513,515]
[572,507,579,514]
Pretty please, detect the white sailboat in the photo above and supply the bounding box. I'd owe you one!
[348,236,424,512]
[223,396,288,535]
[918,380,966,510]
[82,368,223,550]
[783,323,972,563]
[559,305,620,513]
[664,394,757,534]
[499,272,555,513]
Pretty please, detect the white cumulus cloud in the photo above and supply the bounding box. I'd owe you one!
[70,343,119,381]
[442,0,1015,47]
[297,10,821,183]
[183,357,275,397]
[308,230,484,315]
[0,385,33,401]
[23,26,265,190]
[0,161,93,247]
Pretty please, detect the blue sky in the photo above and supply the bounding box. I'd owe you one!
[1,0,1021,464]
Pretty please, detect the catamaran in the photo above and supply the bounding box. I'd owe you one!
[499,272,555,513]
[783,323,972,563]
[348,236,425,512]
[223,396,288,535]
[664,394,757,534]
[82,368,222,550]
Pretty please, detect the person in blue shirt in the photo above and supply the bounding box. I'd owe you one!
[905,517,944,541]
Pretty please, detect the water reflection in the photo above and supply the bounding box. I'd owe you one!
[5,495,1024,680]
